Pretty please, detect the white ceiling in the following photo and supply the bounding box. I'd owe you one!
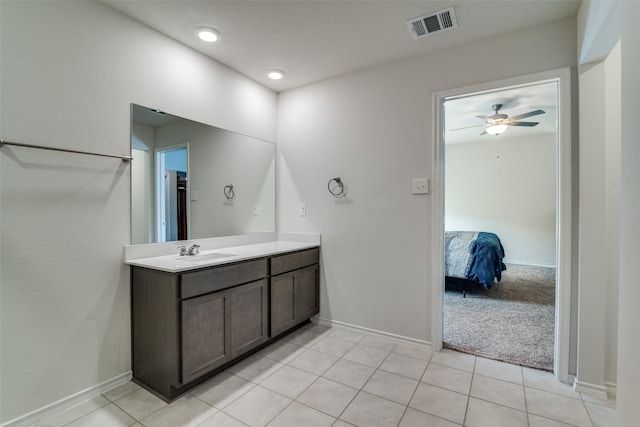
[103,0,581,92]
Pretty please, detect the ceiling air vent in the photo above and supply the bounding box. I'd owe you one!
[407,7,457,40]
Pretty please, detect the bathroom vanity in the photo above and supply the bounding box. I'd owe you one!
[126,238,320,401]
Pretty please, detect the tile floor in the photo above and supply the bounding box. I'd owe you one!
[31,323,617,427]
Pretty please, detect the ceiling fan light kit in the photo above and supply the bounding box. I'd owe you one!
[452,103,546,136]
[485,124,509,135]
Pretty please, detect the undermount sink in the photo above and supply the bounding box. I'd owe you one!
[174,253,236,261]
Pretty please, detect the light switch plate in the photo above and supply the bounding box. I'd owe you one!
[190,191,198,201]
[412,178,429,195]
[299,203,307,216]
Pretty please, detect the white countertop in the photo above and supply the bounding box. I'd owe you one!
[125,235,320,273]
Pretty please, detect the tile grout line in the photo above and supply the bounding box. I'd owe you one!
[396,350,431,427]
[460,355,477,427]
[189,377,253,426]
[189,395,247,427]
[265,355,339,424]
[399,350,465,426]
[292,349,372,425]
[520,366,529,426]
[521,384,595,426]
[580,395,596,427]
[241,333,346,425]
[325,342,390,425]
[58,404,107,427]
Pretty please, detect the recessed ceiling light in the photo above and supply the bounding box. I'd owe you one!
[268,70,285,80]
[196,27,219,43]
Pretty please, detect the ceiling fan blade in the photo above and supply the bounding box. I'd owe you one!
[509,109,545,121]
[507,121,539,127]
[480,130,488,135]
[475,115,490,120]
[450,124,485,131]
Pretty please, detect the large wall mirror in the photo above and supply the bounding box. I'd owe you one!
[130,104,276,244]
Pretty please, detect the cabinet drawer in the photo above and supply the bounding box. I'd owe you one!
[181,259,268,299]
[270,247,319,276]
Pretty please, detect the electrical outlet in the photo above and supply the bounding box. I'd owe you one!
[299,203,306,216]
[412,178,429,195]
[253,205,259,216]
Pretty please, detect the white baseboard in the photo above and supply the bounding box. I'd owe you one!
[605,381,617,399]
[574,379,616,400]
[504,260,557,268]
[1,371,132,427]
[313,316,432,349]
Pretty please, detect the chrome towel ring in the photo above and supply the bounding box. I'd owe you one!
[223,184,235,200]
[328,177,346,197]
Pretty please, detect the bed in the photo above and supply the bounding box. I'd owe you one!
[445,231,507,296]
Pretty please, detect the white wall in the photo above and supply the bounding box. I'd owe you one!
[131,149,152,244]
[277,18,576,342]
[578,0,640,423]
[0,1,277,423]
[131,124,155,244]
[576,57,610,394]
[617,3,640,423]
[603,40,620,391]
[575,0,622,398]
[445,133,556,266]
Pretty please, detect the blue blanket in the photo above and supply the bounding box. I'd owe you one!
[445,231,506,289]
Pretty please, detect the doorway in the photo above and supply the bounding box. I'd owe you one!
[442,82,557,370]
[155,144,189,242]
[431,68,573,382]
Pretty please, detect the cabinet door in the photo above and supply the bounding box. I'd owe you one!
[270,272,297,337]
[181,290,230,384]
[230,279,269,358]
[271,264,320,336]
[295,264,320,321]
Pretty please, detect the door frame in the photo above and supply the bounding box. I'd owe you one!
[431,67,573,382]
[154,142,190,242]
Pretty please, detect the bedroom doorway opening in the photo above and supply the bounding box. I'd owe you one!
[432,68,573,382]
[443,82,557,371]
[155,144,189,242]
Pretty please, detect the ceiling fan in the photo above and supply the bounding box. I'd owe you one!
[454,103,546,135]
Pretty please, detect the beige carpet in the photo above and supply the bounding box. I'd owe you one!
[444,263,555,371]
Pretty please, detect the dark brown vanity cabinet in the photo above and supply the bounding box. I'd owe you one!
[131,247,318,401]
[270,248,320,337]
[180,278,269,385]
[132,258,268,400]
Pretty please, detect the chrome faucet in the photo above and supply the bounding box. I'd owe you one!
[177,243,201,256]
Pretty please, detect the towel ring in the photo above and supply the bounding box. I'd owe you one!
[328,177,345,197]
[223,184,235,200]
